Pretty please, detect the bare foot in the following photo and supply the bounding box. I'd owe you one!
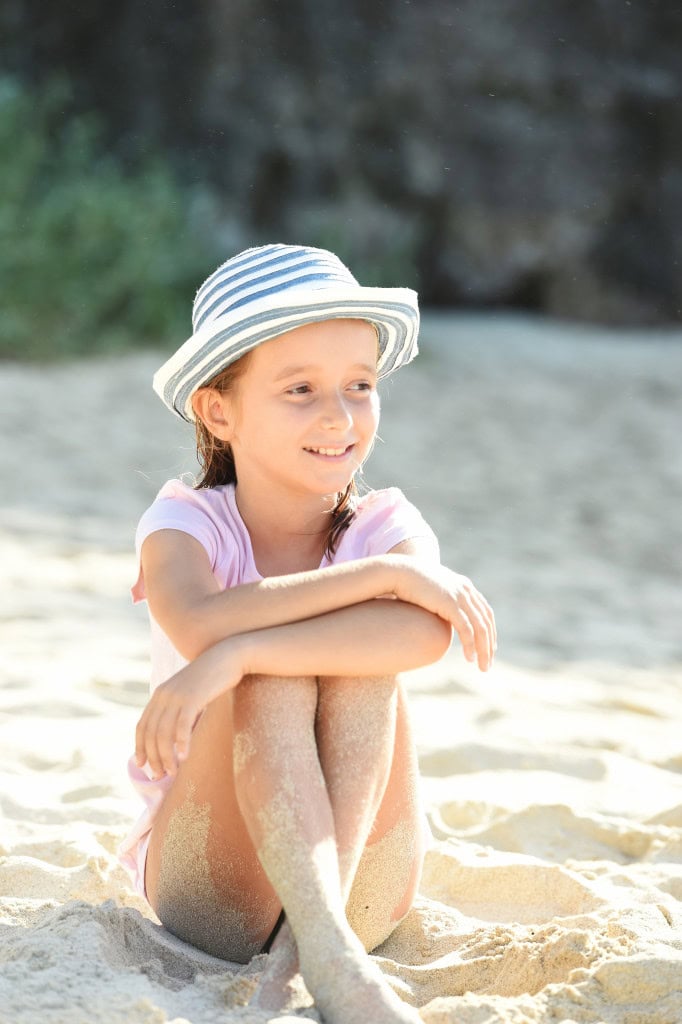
[300,932,422,1024]
[251,922,314,1013]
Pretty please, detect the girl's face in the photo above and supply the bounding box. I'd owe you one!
[214,319,381,501]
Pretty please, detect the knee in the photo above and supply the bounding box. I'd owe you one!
[231,674,319,797]
[318,673,399,693]
[233,673,318,724]
[317,674,399,711]
[237,672,318,695]
[346,820,425,952]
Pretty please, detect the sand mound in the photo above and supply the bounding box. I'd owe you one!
[1,316,681,1022]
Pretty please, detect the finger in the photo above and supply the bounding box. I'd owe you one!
[135,702,161,769]
[467,586,497,659]
[135,708,150,768]
[478,593,497,651]
[450,607,476,663]
[175,704,198,762]
[457,592,493,671]
[155,703,182,777]
[469,607,492,671]
[486,603,497,657]
[473,598,495,667]
[142,703,169,780]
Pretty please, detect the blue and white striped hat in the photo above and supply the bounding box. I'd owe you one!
[153,243,420,421]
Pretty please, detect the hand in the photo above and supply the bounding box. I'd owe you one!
[389,556,497,671]
[134,638,244,779]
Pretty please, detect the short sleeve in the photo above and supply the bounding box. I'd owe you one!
[334,487,440,562]
[131,480,223,603]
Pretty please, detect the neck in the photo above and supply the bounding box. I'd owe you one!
[234,481,339,576]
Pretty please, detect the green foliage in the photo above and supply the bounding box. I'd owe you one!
[0,77,214,359]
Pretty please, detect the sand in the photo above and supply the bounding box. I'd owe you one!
[1,312,681,1023]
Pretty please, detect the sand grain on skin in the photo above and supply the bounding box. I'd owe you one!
[156,789,273,962]
[1,321,681,1022]
[233,730,258,775]
[346,820,418,953]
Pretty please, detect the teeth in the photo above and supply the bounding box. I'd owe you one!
[307,446,348,456]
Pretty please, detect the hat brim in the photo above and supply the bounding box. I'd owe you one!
[153,285,419,422]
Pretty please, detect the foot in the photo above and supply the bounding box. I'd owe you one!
[300,933,421,1024]
[251,922,314,1013]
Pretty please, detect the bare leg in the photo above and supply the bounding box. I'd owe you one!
[145,673,422,1021]
[316,676,397,896]
[255,677,423,1010]
[317,676,424,949]
[233,674,341,1012]
[237,674,423,1023]
[144,689,282,963]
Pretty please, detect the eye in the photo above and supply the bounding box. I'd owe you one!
[286,384,312,396]
[348,380,375,392]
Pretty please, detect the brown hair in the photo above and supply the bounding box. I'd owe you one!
[193,353,357,557]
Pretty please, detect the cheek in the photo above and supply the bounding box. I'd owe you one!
[353,399,380,454]
[256,403,307,442]
[368,394,381,433]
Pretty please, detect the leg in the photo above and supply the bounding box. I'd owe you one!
[317,676,425,950]
[315,675,398,897]
[233,674,422,1024]
[144,687,283,962]
[254,676,424,1013]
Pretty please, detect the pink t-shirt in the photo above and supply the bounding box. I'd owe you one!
[119,479,438,894]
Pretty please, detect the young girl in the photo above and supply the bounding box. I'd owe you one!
[120,244,496,1024]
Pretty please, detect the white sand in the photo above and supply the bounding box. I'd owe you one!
[1,313,681,1023]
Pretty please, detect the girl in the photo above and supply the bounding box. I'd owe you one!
[121,244,496,1024]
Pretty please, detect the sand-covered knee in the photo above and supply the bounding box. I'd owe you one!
[347,819,419,952]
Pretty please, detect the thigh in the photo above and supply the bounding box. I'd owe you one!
[370,680,423,840]
[145,688,281,963]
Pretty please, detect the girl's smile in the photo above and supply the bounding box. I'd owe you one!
[212,318,380,504]
[303,443,357,459]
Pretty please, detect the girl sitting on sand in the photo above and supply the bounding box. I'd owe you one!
[120,244,496,1023]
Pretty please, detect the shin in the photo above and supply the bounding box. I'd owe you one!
[317,676,425,950]
[232,675,347,945]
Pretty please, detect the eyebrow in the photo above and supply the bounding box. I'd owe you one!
[272,362,377,382]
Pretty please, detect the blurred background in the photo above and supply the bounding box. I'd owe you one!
[2,10,681,1014]
[1,0,681,360]
[1,0,681,670]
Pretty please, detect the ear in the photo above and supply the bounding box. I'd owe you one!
[191,388,235,442]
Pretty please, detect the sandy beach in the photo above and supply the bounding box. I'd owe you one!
[1,312,681,1023]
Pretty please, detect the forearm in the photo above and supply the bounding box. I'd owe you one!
[147,533,494,672]
[181,555,409,659]
[136,601,449,779]
[136,552,494,778]
[232,598,453,680]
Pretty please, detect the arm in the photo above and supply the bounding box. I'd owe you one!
[141,530,494,664]
[141,529,403,660]
[136,596,453,777]
[236,534,483,677]
[135,536,496,778]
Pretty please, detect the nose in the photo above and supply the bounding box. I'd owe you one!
[320,390,353,430]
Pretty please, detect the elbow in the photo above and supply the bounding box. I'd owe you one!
[408,606,452,666]
[166,628,204,663]
[426,613,454,663]
[177,634,208,662]
[160,609,219,662]
[178,617,227,662]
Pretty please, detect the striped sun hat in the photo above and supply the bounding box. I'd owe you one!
[153,243,420,421]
